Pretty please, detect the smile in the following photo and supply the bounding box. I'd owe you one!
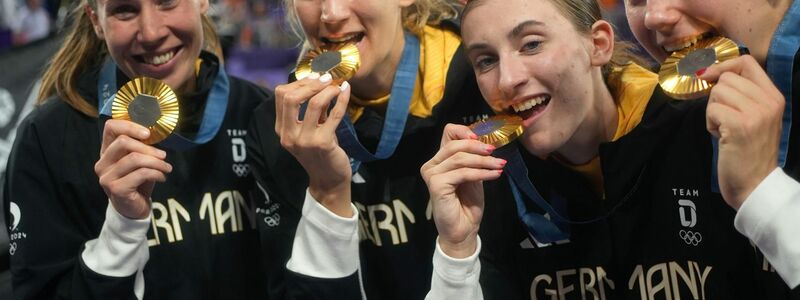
[321,33,365,46]
[662,32,715,52]
[134,47,180,66]
[510,94,551,120]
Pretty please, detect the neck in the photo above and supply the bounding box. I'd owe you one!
[556,70,618,165]
[349,28,407,100]
[726,0,793,66]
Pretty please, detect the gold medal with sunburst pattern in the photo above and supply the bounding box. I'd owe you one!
[658,36,742,100]
[112,77,179,145]
[296,43,360,83]
[469,115,524,148]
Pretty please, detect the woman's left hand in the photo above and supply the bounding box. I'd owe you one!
[701,55,785,210]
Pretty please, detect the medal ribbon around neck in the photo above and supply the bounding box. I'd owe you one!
[97,58,230,150]
[472,115,634,243]
[333,31,420,172]
[767,0,800,168]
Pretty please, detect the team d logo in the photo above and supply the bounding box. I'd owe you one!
[228,129,249,177]
[677,199,702,246]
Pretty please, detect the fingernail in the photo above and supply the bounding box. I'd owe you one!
[339,81,350,91]
[320,73,332,83]
[307,72,320,80]
[469,133,478,140]
[140,129,150,137]
[498,159,507,167]
[158,150,167,157]
[695,68,707,77]
[496,169,504,175]
[486,144,496,153]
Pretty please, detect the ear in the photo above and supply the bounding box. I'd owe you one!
[399,0,416,9]
[198,0,209,14]
[589,20,614,67]
[85,5,104,39]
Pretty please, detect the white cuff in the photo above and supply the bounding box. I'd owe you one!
[735,167,800,288]
[82,203,151,299]
[426,236,483,300]
[286,188,360,278]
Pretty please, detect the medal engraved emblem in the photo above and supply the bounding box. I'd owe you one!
[296,43,361,83]
[658,36,742,100]
[469,115,524,148]
[112,77,179,144]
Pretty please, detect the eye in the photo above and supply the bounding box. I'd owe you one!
[158,0,178,9]
[473,55,497,72]
[520,40,541,53]
[111,5,138,20]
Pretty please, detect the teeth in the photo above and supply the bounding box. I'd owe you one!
[664,35,704,52]
[145,51,174,66]
[327,34,359,43]
[512,95,549,113]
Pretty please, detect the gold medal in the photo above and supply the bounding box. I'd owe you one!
[112,77,179,145]
[469,115,524,148]
[658,36,742,100]
[296,43,360,83]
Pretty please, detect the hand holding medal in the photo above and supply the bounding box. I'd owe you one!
[274,42,359,217]
[421,118,519,258]
[658,35,746,100]
[95,77,178,219]
[111,77,180,144]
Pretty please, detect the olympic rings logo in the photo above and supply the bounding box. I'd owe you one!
[264,214,280,227]
[232,164,250,177]
[679,230,702,246]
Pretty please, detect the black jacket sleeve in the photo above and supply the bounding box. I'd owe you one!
[246,99,362,299]
[4,105,138,299]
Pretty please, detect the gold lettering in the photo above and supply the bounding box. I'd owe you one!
[597,266,614,300]
[531,274,557,300]
[215,191,237,233]
[669,261,698,300]
[646,263,672,300]
[151,202,175,243]
[629,265,646,299]
[369,204,398,245]
[200,193,218,235]
[691,261,712,300]
[167,198,190,242]
[393,199,415,244]
[234,190,256,231]
[556,269,576,300]
[579,268,600,300]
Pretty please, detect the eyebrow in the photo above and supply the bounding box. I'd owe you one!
[465,19,545,56]
[509,20,544,39]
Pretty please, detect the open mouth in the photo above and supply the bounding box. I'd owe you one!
[662,32,716,52]
[510,94,551,120]
[321,33,365,47]
[134,47,181,66]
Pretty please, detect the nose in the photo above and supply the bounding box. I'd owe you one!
[137,6,168,46]
[320,0,351,24]
[497,54,529,102]
[644,0,680,33]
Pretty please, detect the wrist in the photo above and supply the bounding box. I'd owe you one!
[309,179,353,218]
[439,234,478,259]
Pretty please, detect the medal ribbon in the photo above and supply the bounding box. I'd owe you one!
[97,58,230,150]
[497,145,570,243]
[335,31,420,172]
[767,0,800,168]
[497,143,640,243]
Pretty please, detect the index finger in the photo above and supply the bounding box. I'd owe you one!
[441,123,478,147]
[101,119,150,154]
[700,55,781,96]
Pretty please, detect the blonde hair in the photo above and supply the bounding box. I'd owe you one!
[462,0,645,76]
[282,0,461,45]
[38,0,222,117]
